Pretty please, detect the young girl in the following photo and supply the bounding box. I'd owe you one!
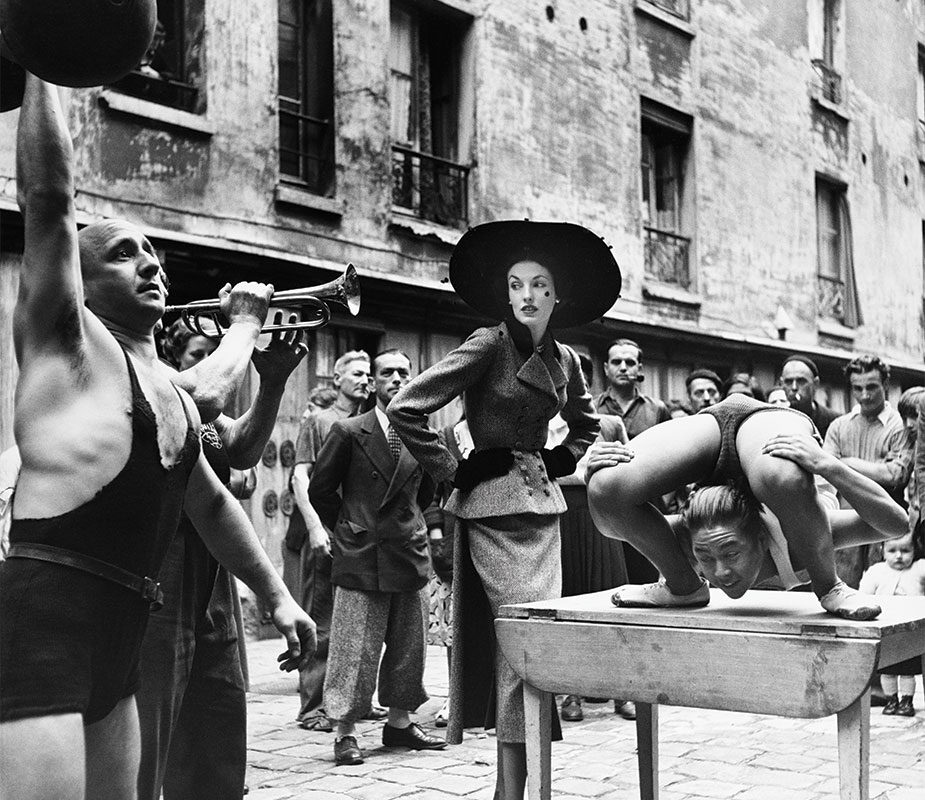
[860,533,925,715]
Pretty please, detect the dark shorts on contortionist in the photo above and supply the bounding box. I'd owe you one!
[698,394,819,485]
[0,558,150,724]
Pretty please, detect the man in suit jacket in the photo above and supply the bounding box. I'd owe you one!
[309,349,446,766]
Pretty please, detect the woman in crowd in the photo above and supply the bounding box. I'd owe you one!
[388,220,620,800]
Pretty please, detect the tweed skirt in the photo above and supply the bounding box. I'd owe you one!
[449,513,561,744]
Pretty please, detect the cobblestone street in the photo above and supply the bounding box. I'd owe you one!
[243,638,925,800]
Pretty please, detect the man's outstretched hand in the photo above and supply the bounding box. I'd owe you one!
[272,596,318,672]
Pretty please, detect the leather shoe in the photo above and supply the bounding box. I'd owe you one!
[560,694,583,722]
[333,735,364,766]
[298,713,333,732]
[382,722,447,750]
[882,694,899,715]
[615,700,636,720]
[897,695,915,717]
[361,705,388,721]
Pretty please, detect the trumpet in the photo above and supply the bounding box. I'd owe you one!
[165,264,361,339]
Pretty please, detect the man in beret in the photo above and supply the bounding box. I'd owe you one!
[779,355,840,439]
[685,368,722,412]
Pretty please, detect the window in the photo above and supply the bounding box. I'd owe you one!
[917,46,925,137]
[110,0,205,113]
[390,3,471,227]
[809,0,843,104]
[640,99,692,288]
[815,177,862,326]
[278,0,335,196]
[921,221,925,327]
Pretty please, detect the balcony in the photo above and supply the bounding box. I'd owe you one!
[279,97,335,197]
[811,59,843,105]
[817,274,846,323]
[644,227,691,288]
[391,145,469,228]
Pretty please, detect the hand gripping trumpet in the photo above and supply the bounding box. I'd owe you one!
[164,264,361,339]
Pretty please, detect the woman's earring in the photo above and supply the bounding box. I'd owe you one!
[555,299,560,304]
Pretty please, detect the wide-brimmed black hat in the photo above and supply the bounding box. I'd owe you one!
[449,220,621,328]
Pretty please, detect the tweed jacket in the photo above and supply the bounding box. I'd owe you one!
[388,321,599,519]
[308,408,435,593]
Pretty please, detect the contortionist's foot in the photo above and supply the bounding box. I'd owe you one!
[611,579,710,609]
[819,581,881,620]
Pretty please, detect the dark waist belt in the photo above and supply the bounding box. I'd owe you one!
[6,543,164,610]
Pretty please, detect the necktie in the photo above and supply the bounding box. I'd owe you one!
[387,425,402,462]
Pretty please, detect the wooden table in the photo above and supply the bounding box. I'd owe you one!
[496,589,925,800]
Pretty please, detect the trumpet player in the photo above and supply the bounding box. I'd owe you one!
[0,74,315,800]
[138,298,310,800]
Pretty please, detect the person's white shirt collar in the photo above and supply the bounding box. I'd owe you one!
[847,402,894,425]
[374,405,391,437]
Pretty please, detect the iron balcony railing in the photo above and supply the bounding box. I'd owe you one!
[644,226,691,288]
[391,145,470,228]
[811,59,843,105]
[646,0,690,20]
[278,96,335,196]
[817,274,846,322]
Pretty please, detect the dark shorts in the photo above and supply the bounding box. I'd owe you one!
[0,558,149,724]
[698,395,818,485]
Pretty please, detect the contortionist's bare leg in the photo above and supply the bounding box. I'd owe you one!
[587,415,720,604]
[736,411,880,620]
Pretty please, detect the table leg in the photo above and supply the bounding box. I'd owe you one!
[524,682,551,800]
[837,689,870,800]
[635,701,658,800]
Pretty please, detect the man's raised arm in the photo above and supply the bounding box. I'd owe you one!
[14,74,82,357]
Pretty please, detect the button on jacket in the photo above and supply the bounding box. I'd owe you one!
[388,322,599,519]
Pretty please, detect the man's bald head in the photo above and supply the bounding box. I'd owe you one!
[78,219,146,276]
[76,219,168,330]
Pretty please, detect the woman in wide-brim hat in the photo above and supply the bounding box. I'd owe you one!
[388,220,621,799]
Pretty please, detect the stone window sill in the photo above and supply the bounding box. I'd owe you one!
[817,319,857,342]
[811,93,850,124]
[389,208,464,245]
[97,89,213,136]
[642,280,702,307]
[275,184,344,217]
[633,0,695,39]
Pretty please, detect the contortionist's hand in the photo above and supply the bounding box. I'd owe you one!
[583,441,635,481]
[761,433,832,475]
[219,281,274,328]
[273,596,318,672]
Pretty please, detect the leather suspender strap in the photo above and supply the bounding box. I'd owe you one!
[6,542,164,610]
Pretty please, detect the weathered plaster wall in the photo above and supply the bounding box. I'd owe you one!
[0,0,921,364]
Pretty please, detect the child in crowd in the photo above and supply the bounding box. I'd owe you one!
[860,532,925,715]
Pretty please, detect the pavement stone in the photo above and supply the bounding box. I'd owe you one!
[244,638,925,799]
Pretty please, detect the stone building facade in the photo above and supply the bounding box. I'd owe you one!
[2,0,924,590]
